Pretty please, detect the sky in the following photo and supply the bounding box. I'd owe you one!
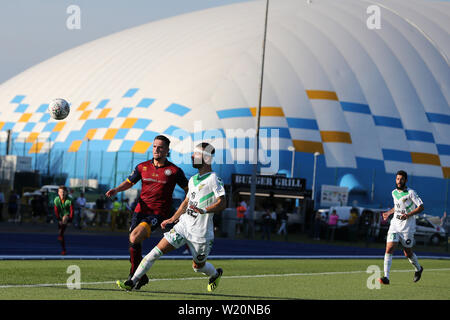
[0,0,254,84]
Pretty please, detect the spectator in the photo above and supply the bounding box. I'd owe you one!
[313,211,322,240]
[236,203,246,235]
[74,192,86,229]
[359,210,374,245]
[0,190,4,221]
[277,207,288,239]
[348,208,359,242]
[327,210,339,241]
[8,190,19,222]
[261,207,273,240]
[96,194,106,226]
[118,198,131,229]
[112,197,121,229]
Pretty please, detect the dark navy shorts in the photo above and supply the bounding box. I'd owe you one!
[129,212,164,234]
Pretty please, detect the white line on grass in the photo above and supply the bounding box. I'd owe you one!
[1,268,450,289]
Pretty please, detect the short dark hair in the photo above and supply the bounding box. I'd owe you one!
[154,135,171,147]
[396,170,408,180]
[58,186,68,192]
[196,142,215,155]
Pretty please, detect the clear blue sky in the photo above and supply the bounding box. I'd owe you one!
[0,0,253,84]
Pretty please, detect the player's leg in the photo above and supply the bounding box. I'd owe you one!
[117,228,184,291]
[58,215,69,254]
[189,240,222,292]
[133,237,176,282]
[380,232,398,284]
[128,215,151,274]
[401,234,423,282]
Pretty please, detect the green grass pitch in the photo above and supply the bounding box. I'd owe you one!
[0,259,449,300]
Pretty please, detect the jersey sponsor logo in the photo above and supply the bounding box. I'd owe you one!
[187,200,199,218]
[142,177,167,184]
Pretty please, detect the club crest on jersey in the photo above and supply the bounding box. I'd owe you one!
[143,166,147,171]
[198,184,205,191]
[164,169,172,176]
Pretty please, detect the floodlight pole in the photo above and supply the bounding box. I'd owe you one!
[248,0,270,239]
[83,139,90,193]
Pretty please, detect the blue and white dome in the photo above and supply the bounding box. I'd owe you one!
[0,0,449,213]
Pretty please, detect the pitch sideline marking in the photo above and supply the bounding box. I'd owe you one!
[1,268,450,289]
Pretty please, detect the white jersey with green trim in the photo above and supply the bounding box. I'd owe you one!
[175,171,225,243]
[389,188,423,233]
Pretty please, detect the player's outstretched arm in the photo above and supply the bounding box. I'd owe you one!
[105,180,133,198]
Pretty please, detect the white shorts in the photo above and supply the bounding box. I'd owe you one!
[387,231,415,248]
[164,228,214,264]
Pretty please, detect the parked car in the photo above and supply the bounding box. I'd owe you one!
[415,215,447,246]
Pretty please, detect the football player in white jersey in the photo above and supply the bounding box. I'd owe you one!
[379,170,424,285]
[117,142,226,292]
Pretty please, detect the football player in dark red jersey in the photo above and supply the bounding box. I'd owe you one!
[106,135,188,289]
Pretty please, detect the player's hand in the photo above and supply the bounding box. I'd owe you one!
[161,219,172,230]
[382,212,390,220]
[400,213,409,220]
[105,188,117,198]
[190,205,205,215]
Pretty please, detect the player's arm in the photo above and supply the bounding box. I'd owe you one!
[105,180,133,198]
[106,165,140,198]
[382,208,394,220]
[402,204,424,220]
[402,191,424,220]
[191,196,227,215]
[161,196,189,229]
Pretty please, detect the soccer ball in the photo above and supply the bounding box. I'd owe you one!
[48,98,70,120]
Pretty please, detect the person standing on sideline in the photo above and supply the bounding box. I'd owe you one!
[116,142,226,292]
[236,202,246,235]
[8,190,19,222]
[277,207,288,239]
[261,208,273,240]
[75,192,86,229]
[327,210,339,241]
[379,170,424,285]
[313,211,323,240]
[54,186,74,255]
[106,135,188,290]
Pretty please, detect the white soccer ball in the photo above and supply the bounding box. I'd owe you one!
[48,98,70,120]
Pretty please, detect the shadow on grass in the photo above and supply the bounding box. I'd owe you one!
[79,286,302,300]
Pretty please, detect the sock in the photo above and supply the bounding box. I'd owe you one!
[194,262,217,278]
[129,242,143,276]
[408,253,421,272]
[384,253,392,279]
[131,247,163,283]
